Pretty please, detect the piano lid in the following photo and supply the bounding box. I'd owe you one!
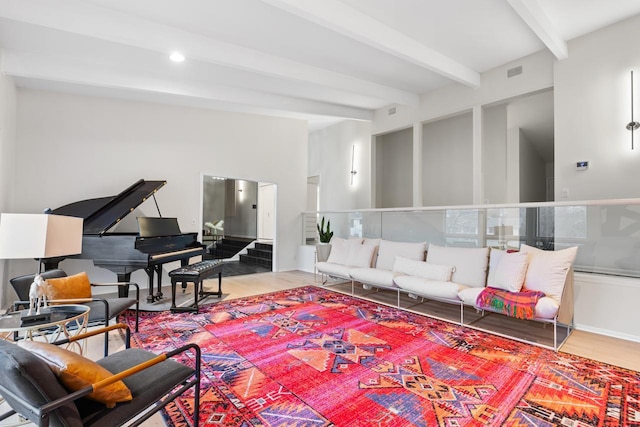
[51,179,167,235]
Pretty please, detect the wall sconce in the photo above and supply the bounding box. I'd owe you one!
[350,145,357,185]
[626,70,640,149]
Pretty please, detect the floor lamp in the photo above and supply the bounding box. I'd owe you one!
[0,213,83,321]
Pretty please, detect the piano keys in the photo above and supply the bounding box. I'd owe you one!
[44,179,205,302]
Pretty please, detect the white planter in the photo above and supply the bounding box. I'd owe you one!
[316,243,331,262]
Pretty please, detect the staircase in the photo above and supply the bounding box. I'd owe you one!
[239,242,273,269]
[209,237,252,259]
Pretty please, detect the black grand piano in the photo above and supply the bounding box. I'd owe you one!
[44,179,205,302]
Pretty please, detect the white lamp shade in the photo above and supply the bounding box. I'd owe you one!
[0,213,83,259]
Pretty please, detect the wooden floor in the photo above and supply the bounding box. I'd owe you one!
[10,270,640,427]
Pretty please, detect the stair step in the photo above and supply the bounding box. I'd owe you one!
[246,248,272,259]
[220,238,252,248]
[239,254,272,268]
[255,242,273,251]
[210,237,254,259]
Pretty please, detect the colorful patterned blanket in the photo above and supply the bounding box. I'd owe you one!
[476,287,546,320]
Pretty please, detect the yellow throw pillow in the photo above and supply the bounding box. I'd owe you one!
[20,341,132,408]
[46,272,92,302]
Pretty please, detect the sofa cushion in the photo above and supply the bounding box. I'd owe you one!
[457,287,483,305]
[426,244,489,288]
[327,237,362,264]
[534,296,561,319]
[349,268,396,288]
[375,240,426,271]
[520,244,578,303]
[392,256,454,282]
[394,276,467,300]
[316,262,351,279]
[457,287,560,319]
[487,249,504,284]
[489,251,529,292]
[345,244,376,268]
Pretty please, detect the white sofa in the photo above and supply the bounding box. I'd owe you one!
[316,238,577,350]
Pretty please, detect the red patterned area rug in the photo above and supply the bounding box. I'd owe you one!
[124,285,640,426]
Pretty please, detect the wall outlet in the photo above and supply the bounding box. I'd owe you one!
[561,188,569,198]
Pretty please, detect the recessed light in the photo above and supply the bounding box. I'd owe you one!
[169,52,185,63]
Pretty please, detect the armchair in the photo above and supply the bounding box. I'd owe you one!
[10,269,139,356]
[0,324,201,427]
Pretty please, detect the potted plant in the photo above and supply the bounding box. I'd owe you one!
[316,216,333,262]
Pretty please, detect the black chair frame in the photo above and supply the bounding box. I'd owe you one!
[0,324,201,427]
[10,269,140,356]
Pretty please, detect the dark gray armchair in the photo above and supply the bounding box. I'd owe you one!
[0,324,201,427]
[10,269,139,356]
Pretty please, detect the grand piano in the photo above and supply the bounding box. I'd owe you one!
[44,179,205,302]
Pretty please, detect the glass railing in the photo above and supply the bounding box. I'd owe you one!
[303,199,640,278]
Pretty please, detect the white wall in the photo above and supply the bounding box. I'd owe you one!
[0,71,16,308]
[518,131,547,202]
[308,120,371,211]
[371,50,555,136]
[482,104,507,204]
[370,50,554,206]
[10,89,307,286]
[555,14,640,201]
[376,127,413,208]
[422,113,473,206]
[574,273,640,342]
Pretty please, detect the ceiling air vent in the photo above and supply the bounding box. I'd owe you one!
[388,107,397,116]
[507,66,523,78]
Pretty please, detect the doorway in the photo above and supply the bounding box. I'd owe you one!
[483,89,554,203]
[201,174,276,273]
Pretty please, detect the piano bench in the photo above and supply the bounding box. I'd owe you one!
[168,260,224,313]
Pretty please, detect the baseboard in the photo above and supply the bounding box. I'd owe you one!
[574,323,640,344]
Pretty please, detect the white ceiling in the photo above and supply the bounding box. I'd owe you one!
[1,0,639,131]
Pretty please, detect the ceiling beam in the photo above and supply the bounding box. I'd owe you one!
[0,0,418,106]
[261,0,480,88]
[1,50,373,120]
[507,0,568,60]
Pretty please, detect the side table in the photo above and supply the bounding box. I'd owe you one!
[0,304,91,354]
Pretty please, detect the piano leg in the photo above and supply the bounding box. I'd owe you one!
[117,273,132,298]
[144,267,155,303]
[154,265,164,301]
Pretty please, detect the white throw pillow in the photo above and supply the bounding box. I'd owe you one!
[520,244,578,302]
[375,240,426,271]
[487,248,505,285]
[490,251,529,292]
[393,256,454,282]
[345,244,376,268]
[426,244,489,287]
[326,237,362,265]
